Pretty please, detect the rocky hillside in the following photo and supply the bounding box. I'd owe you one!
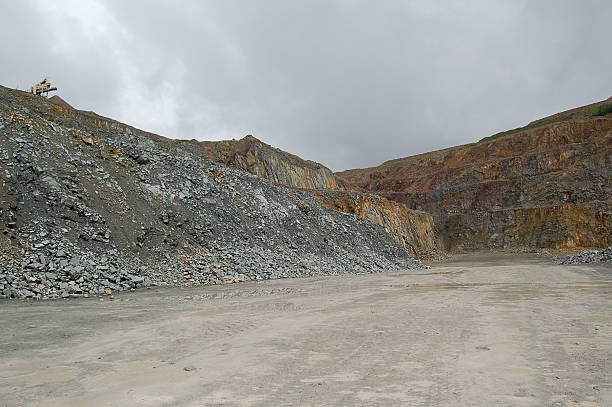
[148,134,339,190]
[0,86,426,300]
[148,121,445,259]
[313,191,442,260]
[337,97,612,251]
[201,135,339,190]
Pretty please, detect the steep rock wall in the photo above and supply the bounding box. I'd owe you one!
[313,191,445,259]
[194,137,446,259]
[337,103,612,251]
[171,137,448,260]
[196,136,339,190]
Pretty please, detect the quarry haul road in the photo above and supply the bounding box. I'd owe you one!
[1,254,611,406]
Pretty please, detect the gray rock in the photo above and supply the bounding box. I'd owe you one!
[560,246,612,264]
[129,275,145,284]
[0,85,426,300]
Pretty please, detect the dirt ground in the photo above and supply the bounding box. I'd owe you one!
[1,253,611,406]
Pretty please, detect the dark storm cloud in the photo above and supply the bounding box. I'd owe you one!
[2,1,611,171]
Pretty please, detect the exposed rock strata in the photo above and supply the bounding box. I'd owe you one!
[313,191,445,259]
[151,131,444,260]
[189,136,445,259]
[165,135,340,191]
[337,99,612,251]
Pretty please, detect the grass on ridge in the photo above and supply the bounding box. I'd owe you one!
[477,114,575,144]
[591,103,612,117]
[478,101,612,145]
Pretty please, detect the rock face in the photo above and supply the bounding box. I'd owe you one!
[0,86,426,299]
[164,135,340,190]
[313,191,444,260]
[153,129,444,260]
[337,98,612,251]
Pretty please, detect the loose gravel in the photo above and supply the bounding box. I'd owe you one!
[559,246,612,264]
[0,87,426,300]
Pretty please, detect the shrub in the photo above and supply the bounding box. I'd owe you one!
[592,104,612,117]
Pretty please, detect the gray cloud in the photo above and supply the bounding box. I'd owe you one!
[2,0,611,170]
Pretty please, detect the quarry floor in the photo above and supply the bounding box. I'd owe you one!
[1,253,611,406]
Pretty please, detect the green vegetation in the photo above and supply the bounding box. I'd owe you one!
[477,107,595,144]
[478,126,530,144]
[475,99,612,145]
[591,103,612,117]
[478,115,568,144]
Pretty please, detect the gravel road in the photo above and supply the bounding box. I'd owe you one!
[1,254,611,406]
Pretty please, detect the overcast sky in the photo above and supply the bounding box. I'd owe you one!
[2,1,611,171]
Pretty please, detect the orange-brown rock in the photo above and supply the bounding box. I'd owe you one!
[337,98,612,251]
[196,135,339,190]
[188,135,445,259]
[314,191,445,259]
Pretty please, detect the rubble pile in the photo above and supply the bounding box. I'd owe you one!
[0,87,425,299]
[560,246,612,264]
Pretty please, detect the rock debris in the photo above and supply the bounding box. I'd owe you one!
[0,86,425,300]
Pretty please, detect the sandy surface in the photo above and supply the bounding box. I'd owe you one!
[1,254,611,406]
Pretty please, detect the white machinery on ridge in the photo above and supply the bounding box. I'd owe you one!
[28,77,57,96]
